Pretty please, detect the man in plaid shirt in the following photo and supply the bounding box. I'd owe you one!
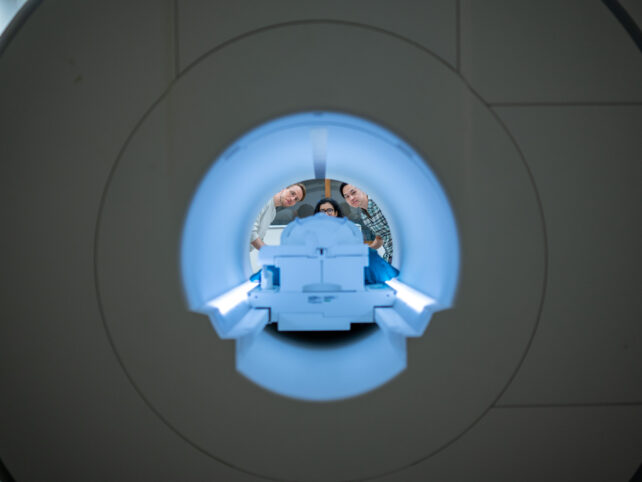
[340,183,393,263]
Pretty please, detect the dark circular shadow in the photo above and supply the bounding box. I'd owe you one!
[264,322,379,347]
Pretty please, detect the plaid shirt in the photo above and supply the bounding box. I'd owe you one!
[361,198,393,263]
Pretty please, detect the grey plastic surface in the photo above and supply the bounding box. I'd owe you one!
[1,1,640,481]
[495,105,642,405]
[460,0,642,103]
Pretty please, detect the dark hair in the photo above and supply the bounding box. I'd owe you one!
[339,182,349,199]
[313,198,344,218]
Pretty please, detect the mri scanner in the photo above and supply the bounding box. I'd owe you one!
[181,111,459,401]
[1,1,641,481]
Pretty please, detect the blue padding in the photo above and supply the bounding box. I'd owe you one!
[365,248,399,284]
[250,266,280,286]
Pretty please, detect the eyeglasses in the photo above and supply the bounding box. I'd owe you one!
[320,208,335,214]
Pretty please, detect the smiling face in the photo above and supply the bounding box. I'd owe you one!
[279,185,304,207]
[341,184,367,209]
[318,202,337,217]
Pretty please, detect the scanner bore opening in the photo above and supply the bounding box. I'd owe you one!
[181,111,459,401]
[249,176,396,346]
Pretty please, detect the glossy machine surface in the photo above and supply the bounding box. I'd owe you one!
[1,1,641,481]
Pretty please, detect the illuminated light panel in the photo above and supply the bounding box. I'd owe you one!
[204,280,258,315]
[386,278,436,313]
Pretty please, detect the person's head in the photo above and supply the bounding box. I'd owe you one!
[313,198,344,218]
[340,183,367,209]
[276,183,306,207]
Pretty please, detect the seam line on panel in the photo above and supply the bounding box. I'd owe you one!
[477,104,549,404]
[173,0,180,78]
[456,0,461,72]
[490,101,642,107]
[179,19,459,79]
[495,402,642,409]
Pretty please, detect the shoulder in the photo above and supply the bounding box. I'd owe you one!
[265,198,276,211]
[258,198,275,218]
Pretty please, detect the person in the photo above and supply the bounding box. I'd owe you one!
[313,197,344,218]
[340,183,393,263]
[315,195,398,283]
[251,195,398,286]
[250,183,306,251]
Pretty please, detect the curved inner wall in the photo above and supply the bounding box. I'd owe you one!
[180,111,460,400]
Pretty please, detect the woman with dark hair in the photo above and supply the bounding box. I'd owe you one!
[313,197,344,218]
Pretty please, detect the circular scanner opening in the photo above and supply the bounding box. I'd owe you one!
[181,111,459,401]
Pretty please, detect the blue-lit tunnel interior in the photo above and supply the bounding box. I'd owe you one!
[181,112,460,401]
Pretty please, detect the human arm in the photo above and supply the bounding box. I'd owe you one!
[366,235,383,250]
[250,202,271,250]
[250,237,266,250]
